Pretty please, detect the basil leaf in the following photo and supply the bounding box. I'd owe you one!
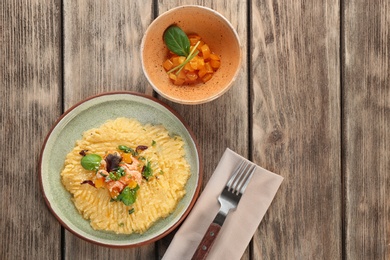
[81,154,102,171]
[163,25,190,57]
[116,186,139,206]
[142,161,153,180]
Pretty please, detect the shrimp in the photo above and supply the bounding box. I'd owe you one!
[125,156,140,171]
[121,163,142,185]
[99,159,107,170]
[116,155,142,185]
[96,169,108,179]
[106,180,126,198]
[96,152,142,198]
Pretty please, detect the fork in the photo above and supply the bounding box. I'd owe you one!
[191,160,256,260]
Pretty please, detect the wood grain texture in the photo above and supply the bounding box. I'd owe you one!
[155,1,250,259]
[343,1,390,259]
[4,0,390,259]
[62,0,156,259]
[250,0,341,259]
[63,0,154,108]
[0,0,62,259]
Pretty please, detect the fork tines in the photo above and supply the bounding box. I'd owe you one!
[227,160,256,195]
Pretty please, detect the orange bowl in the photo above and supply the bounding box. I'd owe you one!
[141,5,241,105]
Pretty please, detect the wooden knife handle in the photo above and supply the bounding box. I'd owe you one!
[191,223,222,260]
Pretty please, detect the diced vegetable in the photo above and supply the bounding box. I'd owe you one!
[184,62,195,72]
[121,153,133,164]
[198,67,207,78]
[94,178,105,188]
[163,33,221,86]
[174,77,185,86]
[209,53,220,61]
[80,145,152,206]
[128,179,138,189]
[169,73,177,81]
[210,59,221,69]
[172,56,185,67]
[197,57,205,70]
[188,34,201,45]
[201,44,211,60]
[204,62,213,73]
[202,73,213,83]
[186,71,198,82]
[163,59,173,71]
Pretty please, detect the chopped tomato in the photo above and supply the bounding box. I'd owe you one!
[163,59,173,71]
[201,44,211,60]
[163,34,220,86]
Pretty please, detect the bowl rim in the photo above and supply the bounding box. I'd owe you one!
[140,5,242,105]
[38,91,203,248]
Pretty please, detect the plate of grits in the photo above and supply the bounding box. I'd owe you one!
[39,91,202,247]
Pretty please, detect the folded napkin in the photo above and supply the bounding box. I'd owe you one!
[163,148,284,260]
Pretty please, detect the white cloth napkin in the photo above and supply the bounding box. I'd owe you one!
[163,148,284,260]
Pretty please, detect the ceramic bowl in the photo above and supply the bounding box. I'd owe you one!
[141,5,241,105]
[39,92,202,247]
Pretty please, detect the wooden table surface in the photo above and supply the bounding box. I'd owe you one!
[1,1,389,259]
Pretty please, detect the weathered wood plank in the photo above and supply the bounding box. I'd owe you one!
[250,0,341,259]
[63,0,154,107]
[155,1,250,259]
[0,0,62,259]
[343,1,390,259]
[63,0,155,259]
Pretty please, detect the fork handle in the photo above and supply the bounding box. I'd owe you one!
[191,223,221,260]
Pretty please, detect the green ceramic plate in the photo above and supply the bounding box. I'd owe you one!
[39,91,202,247]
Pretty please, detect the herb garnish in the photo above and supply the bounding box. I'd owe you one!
[115,185,140,206]
[142,161,153,180]
[118,145,138,156]
[108,166,126,181]
[163,25,200,75]
[163,25,190,56]
[81,154,102,171]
